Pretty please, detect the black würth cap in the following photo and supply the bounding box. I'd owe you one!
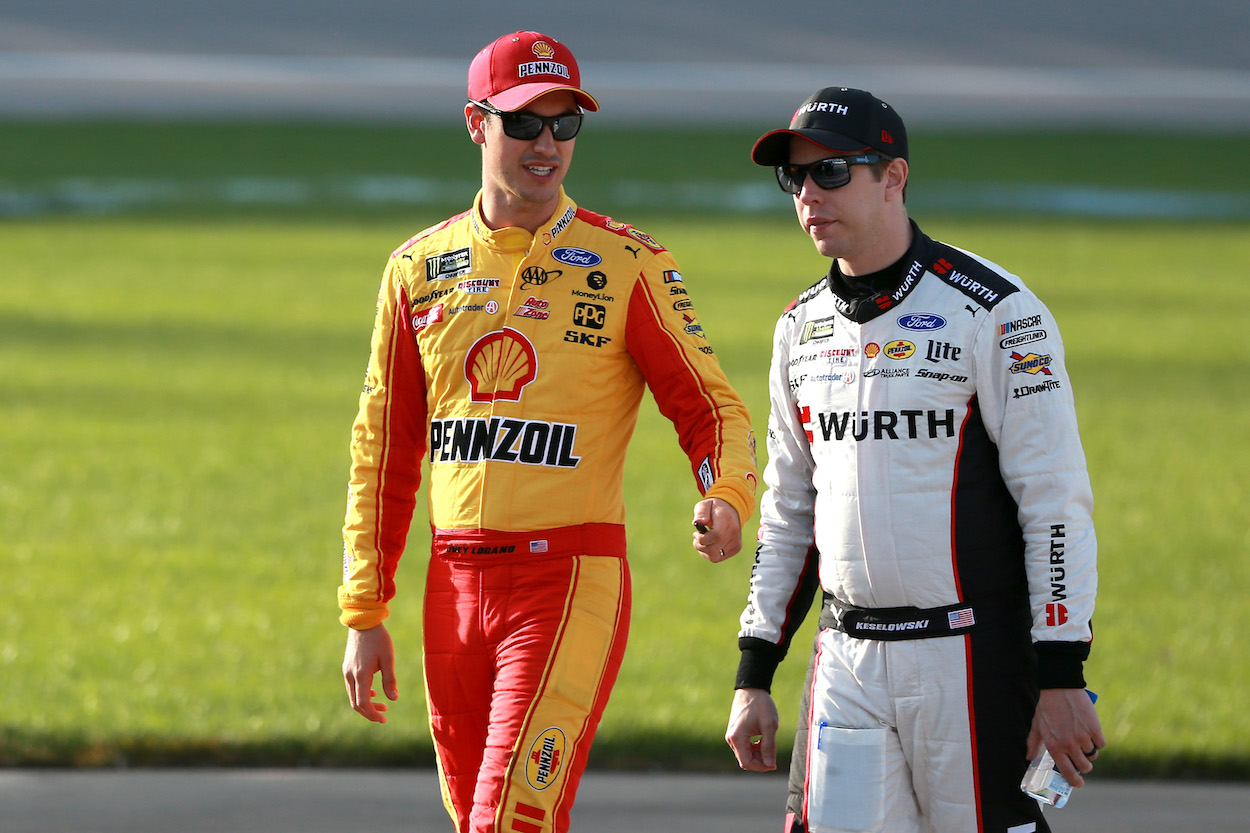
[752,87,908,165]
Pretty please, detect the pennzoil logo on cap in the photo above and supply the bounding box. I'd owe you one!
[525,727,566,790]
[518,42,570,80]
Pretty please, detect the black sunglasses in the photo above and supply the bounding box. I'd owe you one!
[469,99,583,141]
[775,154,884,194]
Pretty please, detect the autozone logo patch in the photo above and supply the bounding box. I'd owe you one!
[525,727,567,790]
[429,417,581,468]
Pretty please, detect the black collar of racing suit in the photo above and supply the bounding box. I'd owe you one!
[826,219,929,323]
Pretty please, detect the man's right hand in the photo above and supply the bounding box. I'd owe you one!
[342,623,398,723]
[725,687,779,771]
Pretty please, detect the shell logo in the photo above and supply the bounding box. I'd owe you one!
[464,328,538,402]
[525,726,566,791]
[532,41,555,59]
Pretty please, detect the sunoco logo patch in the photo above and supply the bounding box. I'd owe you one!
[525,727,567,790]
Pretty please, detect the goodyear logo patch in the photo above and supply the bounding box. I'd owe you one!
[525,727,567,791]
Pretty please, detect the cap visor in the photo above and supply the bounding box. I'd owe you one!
[751,129,871,165]
[488,83,600,112]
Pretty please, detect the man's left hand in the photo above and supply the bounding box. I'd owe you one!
[1027,688,1106,788]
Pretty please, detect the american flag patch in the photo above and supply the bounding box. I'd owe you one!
[529,539,549,554]
[948,608,976,629]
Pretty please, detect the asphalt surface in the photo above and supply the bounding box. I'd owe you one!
[1,0,1248,126]
[2,769,1249,833]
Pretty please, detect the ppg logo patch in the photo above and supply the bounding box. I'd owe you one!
[573,303,606,330]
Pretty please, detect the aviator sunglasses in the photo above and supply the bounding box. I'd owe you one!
[775,154,883,194]
[469,99,583,141]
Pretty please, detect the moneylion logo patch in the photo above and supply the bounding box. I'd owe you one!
[525,727,567,791]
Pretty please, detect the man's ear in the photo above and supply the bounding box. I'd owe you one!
[465,103,488,146]
[885,157,909,201]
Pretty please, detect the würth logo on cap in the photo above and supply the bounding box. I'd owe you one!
[518,42,570,80]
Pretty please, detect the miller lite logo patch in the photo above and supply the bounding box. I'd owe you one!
[525,727,567,790]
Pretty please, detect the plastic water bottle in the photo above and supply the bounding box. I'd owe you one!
[1020,691,1098,808]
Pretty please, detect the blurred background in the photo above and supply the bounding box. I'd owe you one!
[3,1,1249,775]
[3,0,1249,127]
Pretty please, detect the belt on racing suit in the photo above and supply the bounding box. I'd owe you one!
[432,523,627,563]
[820,594,986,640]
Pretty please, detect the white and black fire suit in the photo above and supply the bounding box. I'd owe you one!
[736,221,1096,833]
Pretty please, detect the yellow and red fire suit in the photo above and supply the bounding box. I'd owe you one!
[339,188,757,833]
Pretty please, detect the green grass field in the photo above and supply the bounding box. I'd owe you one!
[2,121,1249,777]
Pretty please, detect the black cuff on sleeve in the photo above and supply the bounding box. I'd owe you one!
[736,636,789,692]
[1035,641,1091,689]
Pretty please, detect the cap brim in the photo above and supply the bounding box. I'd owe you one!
[751,129,872,165]
[488,83,600,113]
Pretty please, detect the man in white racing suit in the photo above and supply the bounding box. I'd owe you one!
[723,87,1105,833]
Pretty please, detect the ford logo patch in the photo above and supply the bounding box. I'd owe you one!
[897,313,947,331]
[552,247,603,268]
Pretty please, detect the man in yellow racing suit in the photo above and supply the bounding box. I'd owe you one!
[338,30,757,833]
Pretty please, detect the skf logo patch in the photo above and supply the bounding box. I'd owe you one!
[525,727,566,790]
[1009,352,1054,376]
[426,248,472,281]
[464,328,538,402]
